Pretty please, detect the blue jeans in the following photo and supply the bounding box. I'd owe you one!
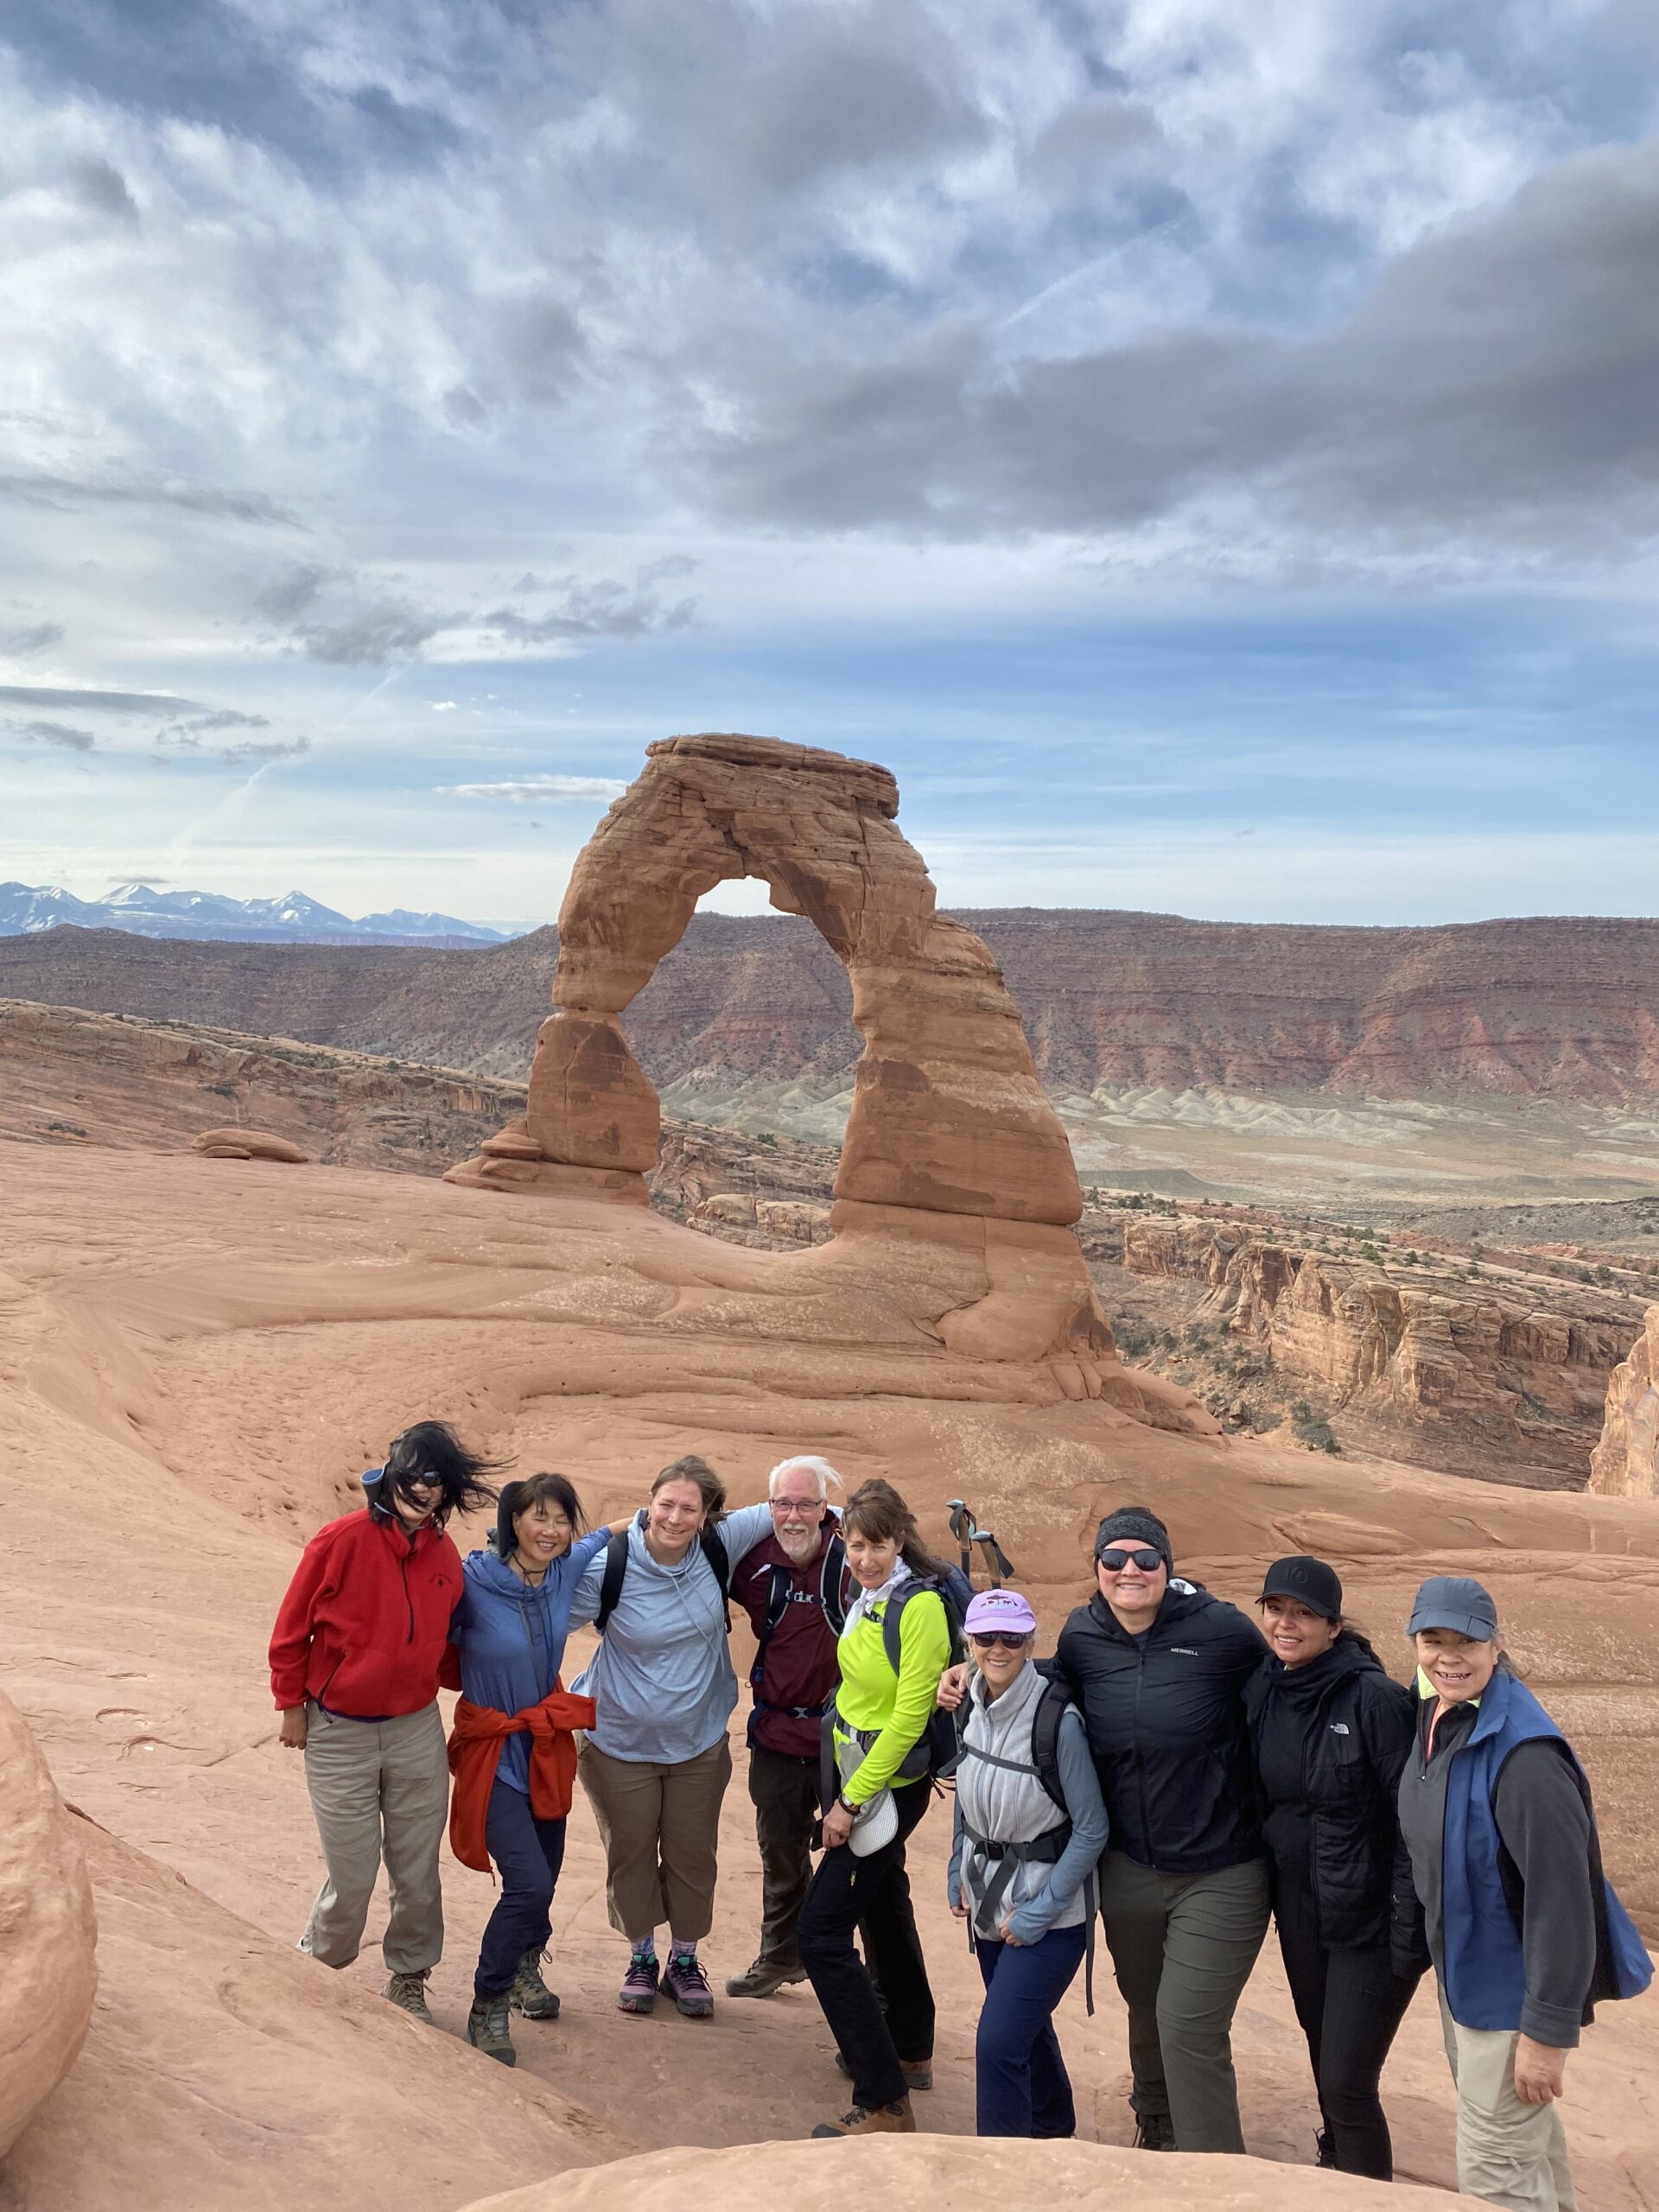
[474,1777,567,1998]
[974,1922,1088,2138]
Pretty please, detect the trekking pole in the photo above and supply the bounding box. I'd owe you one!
[947,1501,1015,1588]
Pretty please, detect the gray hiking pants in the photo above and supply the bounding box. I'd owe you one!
[298,1699,448,1974]
[1098,1849,1271,2153]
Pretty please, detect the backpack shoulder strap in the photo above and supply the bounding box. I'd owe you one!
[751,1562,793,1687]
[594,1525,631,1636]
[880,1581,914,1675]
[1030,1681,1072,1815]
[821,1533,849,1636]
[700,1524,732,1629]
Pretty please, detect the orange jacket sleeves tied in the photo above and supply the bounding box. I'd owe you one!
[446,1686,596,1873]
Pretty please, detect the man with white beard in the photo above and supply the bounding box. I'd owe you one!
[726,1454,851,1998]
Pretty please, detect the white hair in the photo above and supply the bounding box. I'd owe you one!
[767,1454,843,1501]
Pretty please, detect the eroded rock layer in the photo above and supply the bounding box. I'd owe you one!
[1592,1305,1659,1498]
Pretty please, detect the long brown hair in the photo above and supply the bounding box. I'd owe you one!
[842,1478,950,1582]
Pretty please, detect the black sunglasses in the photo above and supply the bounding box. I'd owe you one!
[969,1631,1031,1651]
[1097,1548,1164,1573]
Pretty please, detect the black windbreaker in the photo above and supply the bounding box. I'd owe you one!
[1051,1580,1266,1875]
[1243,1635,1415,1949]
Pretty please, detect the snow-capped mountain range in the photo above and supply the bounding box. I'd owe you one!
[0,881,512,948]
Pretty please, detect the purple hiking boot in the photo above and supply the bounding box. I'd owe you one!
[617,1948,661,2016]
[663,1948,715,2019]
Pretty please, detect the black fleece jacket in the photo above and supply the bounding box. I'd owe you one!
[1243,1635,1416,1950]
[1051,1580,1266,1875]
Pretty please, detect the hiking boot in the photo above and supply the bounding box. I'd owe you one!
[1315,2130,1338,2170]
[664,1948,715,2019]
[617,1948,660,2016]
[512,1948,561,2021]
[810,2097,915,2139]
[836,2050,933,2093]
[725,1958,808,1999]
[466,1992,516,2067]
[384,1970,434,2025]
[1132,2108,1175,2152]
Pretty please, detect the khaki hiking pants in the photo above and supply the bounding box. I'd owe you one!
[298,1699,448,1975]
[1439,1986,1579,2212]
[578,1734,732,1943]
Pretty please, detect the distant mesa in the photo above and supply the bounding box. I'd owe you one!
[0,880,510,950]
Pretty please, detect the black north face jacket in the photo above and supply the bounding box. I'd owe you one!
[1051,1581,1266,1875]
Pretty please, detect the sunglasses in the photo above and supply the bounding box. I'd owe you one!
[1097,1548,1164,1574]
[969,1630,1031,1651]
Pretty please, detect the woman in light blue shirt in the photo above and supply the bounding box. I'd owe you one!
[570,1452,772,2021]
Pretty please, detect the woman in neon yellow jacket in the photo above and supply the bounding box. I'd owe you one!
[799,1478,954,2140]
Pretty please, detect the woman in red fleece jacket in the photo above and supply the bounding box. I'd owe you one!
[270,1420,502,2023]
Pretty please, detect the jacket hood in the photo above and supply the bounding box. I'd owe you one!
[1246,1629,1382,1718]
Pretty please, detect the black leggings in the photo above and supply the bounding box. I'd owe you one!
[798,1780,934,2112]
[1274,1878,1419,2179]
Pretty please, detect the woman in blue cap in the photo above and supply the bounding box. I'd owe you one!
[947,1586,1109,2139]
[1243,1555,1421,2177]
[1396,1573,1652,2212]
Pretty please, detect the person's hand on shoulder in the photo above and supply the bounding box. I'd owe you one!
[937,1662,969,1711]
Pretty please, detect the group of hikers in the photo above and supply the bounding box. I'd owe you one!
[268,1421,1651,2212]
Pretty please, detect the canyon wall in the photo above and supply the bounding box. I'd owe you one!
[1122,1217,1624,1481]
[1592,1305,1659,1499]
[8,909,1659,1105]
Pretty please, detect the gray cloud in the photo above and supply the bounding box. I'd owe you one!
[14,719,95,751]
[0,683,204,714]
[681,137,1659,555]
[219,736,310,765]
[64,156,140,221]
[483,575,697,644]
[0,472,293,523]
[252,563,452,664]
[0,620,65,656]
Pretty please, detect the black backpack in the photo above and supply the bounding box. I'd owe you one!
[594,1512,731,1634]
[751,1534,849,1684]
[878,1567,973,1782]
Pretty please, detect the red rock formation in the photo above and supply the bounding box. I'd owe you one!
[0,1688,96,2158]
[192,1127,309,1163]
[1123,1217,1624,1477]
[1591,1305,1659,1498]
[447,735,1135,1388]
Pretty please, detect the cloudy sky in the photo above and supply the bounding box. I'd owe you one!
[3,0,1658,931]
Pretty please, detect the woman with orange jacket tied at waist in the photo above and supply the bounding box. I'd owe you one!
[445,1472,612,2067]
[269,1420,502,2024]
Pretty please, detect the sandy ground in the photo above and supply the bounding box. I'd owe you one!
[3,1147,1657,2209]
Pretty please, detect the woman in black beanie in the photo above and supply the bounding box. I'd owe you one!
[1050,1504,1269,2152]
[1243,1556,1421,2177]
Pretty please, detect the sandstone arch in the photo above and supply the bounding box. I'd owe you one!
[450,733,1080,1223]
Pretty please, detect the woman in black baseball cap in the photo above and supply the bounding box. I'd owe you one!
[1243,1557,1421,2178]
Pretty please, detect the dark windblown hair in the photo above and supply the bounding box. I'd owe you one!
[842,1478,951,1583]
[372,1420,506,1529]
[492,1471,588,1559]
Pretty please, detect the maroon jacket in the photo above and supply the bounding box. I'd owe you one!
[733,1521,850,1758]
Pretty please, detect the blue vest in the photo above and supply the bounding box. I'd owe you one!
[1440,1669,1652,2031]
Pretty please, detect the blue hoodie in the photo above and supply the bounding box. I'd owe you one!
[450,1529,612,1796]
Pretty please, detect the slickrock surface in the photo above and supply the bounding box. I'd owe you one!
[193,1125,310,1163]
[0,1690,96,2158]
[3,1146,1657,2209]
[461,2137,1479,2212]
[1592,1304,1659,1498]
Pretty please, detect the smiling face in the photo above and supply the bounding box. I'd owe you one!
[1096,1546,1168,1624]
[769,1474,828,1564]
[846,1529,900,1589]
[513,1496,574,1568]
[645,1477,707,1559]
[1415,1627,1499,1705]
[969,1630,1032,1694]
[1261,1594,1340,1668]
